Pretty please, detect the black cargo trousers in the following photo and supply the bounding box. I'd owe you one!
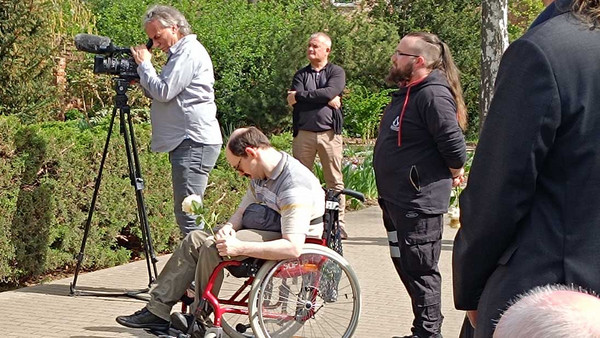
[379,198,444,338]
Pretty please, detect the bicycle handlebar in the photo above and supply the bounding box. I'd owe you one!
[337,188,366,202]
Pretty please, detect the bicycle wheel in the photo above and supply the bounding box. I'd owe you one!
[248,244,361,338]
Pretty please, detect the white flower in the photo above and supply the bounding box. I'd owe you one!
[182,194,203,215]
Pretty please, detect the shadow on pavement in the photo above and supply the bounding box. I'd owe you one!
[13,283,151,300]
[343,236,388,246]
[70,325,148,338]
[442,239,454,251]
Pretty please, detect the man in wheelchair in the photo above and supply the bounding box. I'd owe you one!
[116,127,326,334]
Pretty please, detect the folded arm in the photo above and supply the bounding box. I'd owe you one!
[292,66,345,104]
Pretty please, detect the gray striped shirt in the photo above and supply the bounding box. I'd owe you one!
[236,152,325,238]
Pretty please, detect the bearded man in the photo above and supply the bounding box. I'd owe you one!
[373,32,467,338]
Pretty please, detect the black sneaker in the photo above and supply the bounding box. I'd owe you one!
[170,312,207,338]
[116,307,169,331]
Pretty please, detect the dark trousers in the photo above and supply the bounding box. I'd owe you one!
[169,140,220,236]
[379,198,444,338]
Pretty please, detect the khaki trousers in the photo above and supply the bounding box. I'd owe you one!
[147,229,281,320]
[292,130,345,228]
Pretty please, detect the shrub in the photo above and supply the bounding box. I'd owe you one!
[509,0,545,41]
[343,85,394,139]
[0,116,170,286]
[368,0,482,140]
[84,0,397,133]
[269,131,293,154]
[0,115,249,288]
[0,0,95,123]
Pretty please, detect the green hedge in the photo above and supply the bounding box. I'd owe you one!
[0,116,246,288]
[343,85,395,139]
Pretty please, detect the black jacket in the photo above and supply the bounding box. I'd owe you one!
[291,63,345,136]
[453,1,600,336]
[373,70,466,214]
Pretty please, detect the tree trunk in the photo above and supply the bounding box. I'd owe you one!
[480,0,508,130]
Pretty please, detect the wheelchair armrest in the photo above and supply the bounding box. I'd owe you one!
[225,258,264,278]
[306,237,326,246]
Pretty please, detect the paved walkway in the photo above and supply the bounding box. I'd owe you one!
[0,207,465,337]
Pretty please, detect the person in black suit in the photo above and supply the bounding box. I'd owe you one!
[453,1,600,337]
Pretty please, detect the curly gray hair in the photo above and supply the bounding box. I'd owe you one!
[143,4,192,36]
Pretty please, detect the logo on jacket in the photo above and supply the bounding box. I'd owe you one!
[390,116,399,132]
[405,211,419,219]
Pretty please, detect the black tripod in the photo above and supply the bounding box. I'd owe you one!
[70,78,158,299]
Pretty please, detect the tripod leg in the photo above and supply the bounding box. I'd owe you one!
[120,107,159,287]
[70,107,118,295]
[126,110,159,274]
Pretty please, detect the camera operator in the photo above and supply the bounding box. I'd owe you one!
[130,4,222,236]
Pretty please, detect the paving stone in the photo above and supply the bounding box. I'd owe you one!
[0,206,466,337]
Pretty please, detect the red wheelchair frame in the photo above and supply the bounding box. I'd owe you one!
[179,188,364,338]
[200,237,326,330]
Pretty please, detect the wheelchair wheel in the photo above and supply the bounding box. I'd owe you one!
[248,244,361,338]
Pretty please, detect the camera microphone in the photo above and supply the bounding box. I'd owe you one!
[74,33,130,54]
[74,33,153,80]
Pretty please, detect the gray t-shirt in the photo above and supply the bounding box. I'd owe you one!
[236,152,325,238]
[137,34,222,152]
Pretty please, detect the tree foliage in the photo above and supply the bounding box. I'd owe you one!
[368,0,482,139]
[0,0,95,123]
[85,0,396,133]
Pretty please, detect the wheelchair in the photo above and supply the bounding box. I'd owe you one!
[169,188,365,338]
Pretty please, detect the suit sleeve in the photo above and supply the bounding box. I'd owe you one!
[452,38,561,310]
[294,66,345,103]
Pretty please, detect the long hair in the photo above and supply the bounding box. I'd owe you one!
[572,0,600,29]
[406,32,467,131]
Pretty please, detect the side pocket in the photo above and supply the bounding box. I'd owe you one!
[410,165,421,192]
[402,215,443,271]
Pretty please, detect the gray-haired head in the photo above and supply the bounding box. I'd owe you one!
[143,4,192,36]
[309,32,332,49]
[493,284,600,338]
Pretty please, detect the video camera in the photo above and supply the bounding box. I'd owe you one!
[74,34,152,80]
